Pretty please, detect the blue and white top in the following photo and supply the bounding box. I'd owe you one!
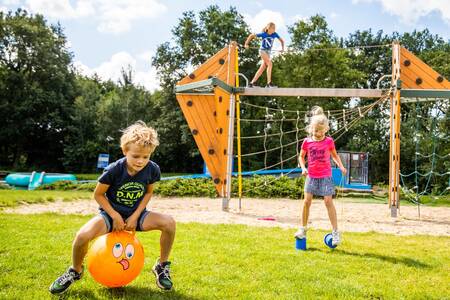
[256,32,281,50]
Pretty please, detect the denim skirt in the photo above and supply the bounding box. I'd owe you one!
[304,176,335,196]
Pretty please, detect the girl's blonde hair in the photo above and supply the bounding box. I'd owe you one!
[306,106,329,136]
[120,120,159,154]
[263,22,275,33]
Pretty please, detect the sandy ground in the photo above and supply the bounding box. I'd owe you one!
[3,197,450,236]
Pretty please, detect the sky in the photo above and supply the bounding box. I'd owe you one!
[1,0,449,91]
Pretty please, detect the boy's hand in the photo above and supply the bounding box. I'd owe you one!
[301,169,308,177]
[111,212,126,231]
[244,44,249,49]
[125,215,138,231]
[340,167,348,176]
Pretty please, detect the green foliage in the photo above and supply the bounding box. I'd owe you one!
[0,9,77,170]
[1,214,449,299]
[155,178,217,197]
[37,180,96,191]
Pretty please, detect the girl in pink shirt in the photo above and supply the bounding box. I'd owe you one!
[295,106,347,246]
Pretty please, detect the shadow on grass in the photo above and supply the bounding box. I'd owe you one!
[66,286,200,300]
[306,247,430,269]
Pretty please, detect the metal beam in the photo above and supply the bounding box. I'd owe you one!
[175,77,235,94]
[237,87,384,98]
[175,78,214,93]
[400,89,450,98]
[401,97,448,103]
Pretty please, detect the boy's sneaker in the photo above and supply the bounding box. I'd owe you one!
[266,82,277,88]
[248,82,258,88]
[294,227,307,239]
[332,230,342,246]
[152,259,173,291]
[49,266,83,294]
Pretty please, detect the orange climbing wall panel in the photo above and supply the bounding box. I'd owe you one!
[176,44,237,196]
[178,45,236,86]
[400,47,450,89]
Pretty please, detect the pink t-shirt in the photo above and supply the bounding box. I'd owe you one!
[301,136,335,178]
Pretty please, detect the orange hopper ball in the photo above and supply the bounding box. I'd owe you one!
[87,231,145,287]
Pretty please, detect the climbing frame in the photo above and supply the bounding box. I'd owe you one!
[175,44,237,196]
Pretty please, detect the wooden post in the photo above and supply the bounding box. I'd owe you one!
[389,41,401,217]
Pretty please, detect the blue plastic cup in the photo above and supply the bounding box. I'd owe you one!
[295,238,307,250]
[324,233,337,249]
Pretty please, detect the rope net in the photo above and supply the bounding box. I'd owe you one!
[399,99,450,209]
[233,91,390,196]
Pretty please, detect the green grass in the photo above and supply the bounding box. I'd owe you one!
[0,214,449,299]
[0,190,92,208]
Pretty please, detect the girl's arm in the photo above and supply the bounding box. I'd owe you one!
[298,149,307,176]
[279,37,285,51]
[330,149,347,175]
[244,34,256,48]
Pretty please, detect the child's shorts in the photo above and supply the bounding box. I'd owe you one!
[304,176,335,196]
[259,49,271,58]
[99,209,150,232]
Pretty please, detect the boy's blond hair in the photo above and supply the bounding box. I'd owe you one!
[306,106,329,135]
[120,121,159,153]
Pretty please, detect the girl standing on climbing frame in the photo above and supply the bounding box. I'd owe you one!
[244,22,284,88]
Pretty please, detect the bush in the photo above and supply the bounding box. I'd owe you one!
[35,176,306,198]
[37,181,96,191]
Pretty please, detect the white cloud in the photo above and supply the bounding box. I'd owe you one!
[0,6,9,13]
[244,9,286,34]
[353,0,450,24]
[330,12,339,19]
[96,0,167,34]
[75,51,160,91]
[24,0,94,19]
[7,0,167,34]
[3,0,21,4]
[137,51,153,62]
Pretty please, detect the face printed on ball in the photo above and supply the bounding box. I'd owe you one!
[88,231,145,287]
[112,242,135,270]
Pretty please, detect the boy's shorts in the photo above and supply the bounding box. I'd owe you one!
[99,209,150,232]
[305,176,335,196]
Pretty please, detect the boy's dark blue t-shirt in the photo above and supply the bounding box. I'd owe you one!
[256,32,280,50]
[98,157,160,218]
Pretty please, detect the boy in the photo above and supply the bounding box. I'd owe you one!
[49,121,176,294]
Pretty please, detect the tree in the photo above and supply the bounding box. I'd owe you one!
[152,5,253,172]
[0,9,77,170]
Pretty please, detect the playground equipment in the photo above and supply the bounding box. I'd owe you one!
[175,41,450,216]
[87,231,145,287]
[5,172,76,190]
[399,100,449,216]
